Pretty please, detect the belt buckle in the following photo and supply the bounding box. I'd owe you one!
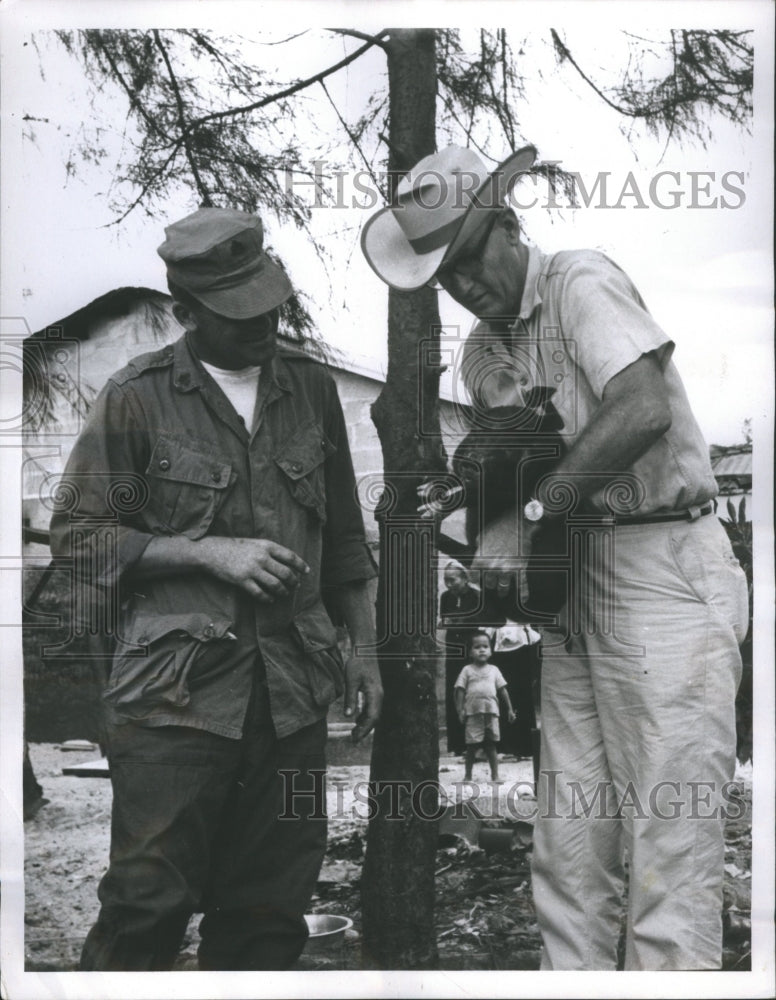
[686,505,702,521]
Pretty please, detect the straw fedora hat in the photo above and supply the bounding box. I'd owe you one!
[361,144,537,291]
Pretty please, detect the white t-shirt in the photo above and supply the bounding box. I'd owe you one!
[200,361,262,430]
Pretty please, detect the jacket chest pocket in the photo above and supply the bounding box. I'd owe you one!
[274,420,335,522]
[146,435,232,538]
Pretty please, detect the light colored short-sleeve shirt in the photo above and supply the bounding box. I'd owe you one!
[455,662,507,716]
[461,247,718,516]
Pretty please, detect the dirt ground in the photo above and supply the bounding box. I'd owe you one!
[22,741,752,972]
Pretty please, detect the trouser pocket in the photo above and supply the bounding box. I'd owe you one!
[669,521,750,645]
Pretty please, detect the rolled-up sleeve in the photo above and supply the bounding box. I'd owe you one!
[558,254,674,398]
[319,377,376,588]
[49,379,155,592]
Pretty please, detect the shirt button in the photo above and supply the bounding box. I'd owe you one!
[138,635,148,644]
[211,470,222,483]
[203,623,215,638]
[159,459,170,471]
[291,462,302,473]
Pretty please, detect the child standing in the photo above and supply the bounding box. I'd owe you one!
[455,631,515,781]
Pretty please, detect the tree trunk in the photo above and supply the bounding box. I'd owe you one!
[360,29,448,970]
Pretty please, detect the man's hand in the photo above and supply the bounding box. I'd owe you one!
[470,508,538,599]
[196,536,309,602]
[416,480,463,521]
[343,650,383,743]
[507,708,517,725]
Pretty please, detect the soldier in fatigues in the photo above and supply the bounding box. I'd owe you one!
[51,208,382,970]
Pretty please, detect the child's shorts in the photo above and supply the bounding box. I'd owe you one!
[465,713,500,745]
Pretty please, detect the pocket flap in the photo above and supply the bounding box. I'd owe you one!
[275,421,335,481]
[292,603,338,652]
[118,611,234,650]
[147,435,231,488]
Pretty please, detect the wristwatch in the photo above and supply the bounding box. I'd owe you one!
[523,498,544,522]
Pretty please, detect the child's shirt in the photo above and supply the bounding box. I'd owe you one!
[454,663,508,716]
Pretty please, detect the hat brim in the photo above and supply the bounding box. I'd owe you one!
[185,257,293,319]
[361,145,537,292]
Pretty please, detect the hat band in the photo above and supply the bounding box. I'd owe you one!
[406,216,463,255]
[167,254,270,292]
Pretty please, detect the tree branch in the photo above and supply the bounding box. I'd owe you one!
[91,33,165,139]
[152,30,212,205]
[99,144,183,226]
[260,30,311,47]
[551,29,637,117]
[658,31,679,163]
[319,79,387,201]
[329,28,390,49]
[679,30,750,99]
[436,92,490,161]
[180,30,390,135]
[184,29,258,93]
[551,27,751,125]
[487,30,518,149]
[500,30,515,148]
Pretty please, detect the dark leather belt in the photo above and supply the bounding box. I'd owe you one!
[608,502,715,527]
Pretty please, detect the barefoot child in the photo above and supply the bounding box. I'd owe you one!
[455,631,516,781]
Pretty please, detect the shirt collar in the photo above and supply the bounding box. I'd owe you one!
[172,334,291,394]
[172,335,204,392]
[515,245,546,322]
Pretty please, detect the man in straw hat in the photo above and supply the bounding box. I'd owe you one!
[361,147,748,970]
[50,206,382,970]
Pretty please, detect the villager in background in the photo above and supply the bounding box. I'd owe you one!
[454,631,516,782]
[439,560,481,757]
[488,623,540,761]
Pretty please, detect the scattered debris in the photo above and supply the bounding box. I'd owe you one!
[723,911,751,943]
[23,743,754,972]
[61,758,110,779]
[439,800,483,847]
[317,860,361,886]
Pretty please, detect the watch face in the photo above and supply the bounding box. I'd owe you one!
[524,499,544,522]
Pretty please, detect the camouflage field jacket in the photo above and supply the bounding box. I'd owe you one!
[49,335,375,739]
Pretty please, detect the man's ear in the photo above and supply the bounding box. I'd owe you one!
[171,300,196,332]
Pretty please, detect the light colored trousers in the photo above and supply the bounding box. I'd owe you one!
[531,514,748,970]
